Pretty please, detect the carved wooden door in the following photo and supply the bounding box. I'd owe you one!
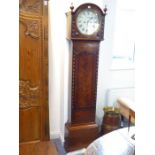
[19,0,49,143]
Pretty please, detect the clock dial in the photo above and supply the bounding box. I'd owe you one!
[76,8,100,35]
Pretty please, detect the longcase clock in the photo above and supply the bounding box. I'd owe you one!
[65,3,107,151]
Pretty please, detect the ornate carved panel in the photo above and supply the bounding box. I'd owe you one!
[19,14,43,82]
[19,80,40,108]
[19,0,43,15]
[20,17,41,39]
[19,15,42,109]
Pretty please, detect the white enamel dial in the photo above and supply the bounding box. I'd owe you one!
[76,8,100,35]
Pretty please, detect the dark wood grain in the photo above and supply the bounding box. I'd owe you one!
[65,123,99,152]
[19,0,49,143]
[71,40,99,123]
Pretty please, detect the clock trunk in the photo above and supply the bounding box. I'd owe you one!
[71,40,100,124]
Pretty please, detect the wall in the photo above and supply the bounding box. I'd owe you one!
[48,0,134,140]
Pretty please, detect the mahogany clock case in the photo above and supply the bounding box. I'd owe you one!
[65,3,107,152]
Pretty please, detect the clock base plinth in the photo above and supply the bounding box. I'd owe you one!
[64,122,99,152]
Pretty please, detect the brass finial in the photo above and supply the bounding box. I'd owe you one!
[70,2,74,12]
[104,5,107,14]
